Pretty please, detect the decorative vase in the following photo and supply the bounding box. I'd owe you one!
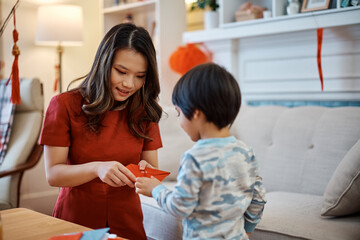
[286,0,300,15]
[204,11,219,30]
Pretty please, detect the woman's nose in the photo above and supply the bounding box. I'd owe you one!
[122,75,134,88]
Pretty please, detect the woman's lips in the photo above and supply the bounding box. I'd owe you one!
[117,88,130,97]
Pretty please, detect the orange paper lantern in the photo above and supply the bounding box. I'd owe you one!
[169,43,211,76]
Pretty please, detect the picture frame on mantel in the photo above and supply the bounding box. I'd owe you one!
[301,0,331,12]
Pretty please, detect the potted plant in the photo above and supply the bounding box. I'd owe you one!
[190,0,219,12]
[190,0,220,30]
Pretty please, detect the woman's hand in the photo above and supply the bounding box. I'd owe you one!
[97,161,136,188]
[135,176,162,197]
[138,159,156,170]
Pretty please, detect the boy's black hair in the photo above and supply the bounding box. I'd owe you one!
[172,62,241,129]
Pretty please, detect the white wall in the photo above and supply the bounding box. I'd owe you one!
[1,0,102,215]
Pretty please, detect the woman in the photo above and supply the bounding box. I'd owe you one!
[40,23,162,239]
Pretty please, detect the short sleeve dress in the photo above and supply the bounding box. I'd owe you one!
[39,91,162,239]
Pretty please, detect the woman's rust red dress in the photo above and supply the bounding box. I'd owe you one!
[40,91,162,240]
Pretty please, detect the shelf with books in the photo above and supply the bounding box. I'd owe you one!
[183,5,360,43]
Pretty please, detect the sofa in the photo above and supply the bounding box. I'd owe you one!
[140,105,360,240]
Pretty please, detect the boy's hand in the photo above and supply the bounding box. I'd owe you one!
[135,176,162,197]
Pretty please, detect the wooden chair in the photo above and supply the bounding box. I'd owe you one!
[0,78,44,210]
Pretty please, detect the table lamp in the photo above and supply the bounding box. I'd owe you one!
[35,5,83,92]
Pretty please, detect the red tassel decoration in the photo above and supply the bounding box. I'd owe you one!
[8,9,21,104]
[54,64,60,92]
[317,28,324,91]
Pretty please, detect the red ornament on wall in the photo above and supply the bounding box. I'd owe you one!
[169,43,212,76]
[317,28,324,91]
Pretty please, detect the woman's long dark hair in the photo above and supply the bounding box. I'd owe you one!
[71,23,162,140]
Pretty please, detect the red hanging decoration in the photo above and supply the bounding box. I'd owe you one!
[54,64,60,92]
[317,28,324,91]
[7,8,21,104]
[169,43,211,76]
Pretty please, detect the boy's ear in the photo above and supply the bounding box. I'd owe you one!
[192,109,205,120]
[192,109,200,119]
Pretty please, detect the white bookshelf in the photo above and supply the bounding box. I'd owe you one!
[220,0,351,25]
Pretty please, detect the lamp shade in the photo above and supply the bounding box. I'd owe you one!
[35,5,83,46]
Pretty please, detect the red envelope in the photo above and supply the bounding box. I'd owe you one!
[126,164,170,181]
[48,232,82,240]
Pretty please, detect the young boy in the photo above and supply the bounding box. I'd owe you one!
[135,63,266,239]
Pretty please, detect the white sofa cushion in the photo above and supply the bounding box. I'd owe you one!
[252,192,360,240]
[231,106,360,196]
[140,182,182,240]
[321,139,360,216]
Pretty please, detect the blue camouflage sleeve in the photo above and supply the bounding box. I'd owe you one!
[244,151,267,233]
[152,153,202,217]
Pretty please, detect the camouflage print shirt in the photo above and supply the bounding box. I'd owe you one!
[152,136,267,240]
